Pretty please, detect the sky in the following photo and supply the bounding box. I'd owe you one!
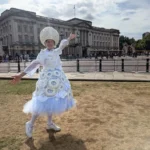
[0,0,150,40]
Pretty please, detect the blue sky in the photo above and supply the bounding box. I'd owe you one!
[0,0,149,40]
[0,0,8,4]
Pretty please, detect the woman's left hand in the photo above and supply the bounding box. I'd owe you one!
[68,33,76,40]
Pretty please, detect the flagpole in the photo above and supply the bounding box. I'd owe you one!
[74,5,76,18]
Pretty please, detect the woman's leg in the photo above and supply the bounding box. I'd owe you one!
[47,114,53,125]
[26,114,39,138]
[29,114,39,126]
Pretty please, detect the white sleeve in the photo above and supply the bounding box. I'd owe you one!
[54,39,69,55]
[23,51,42,77]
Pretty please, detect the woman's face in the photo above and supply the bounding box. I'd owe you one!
[45,39,55,50]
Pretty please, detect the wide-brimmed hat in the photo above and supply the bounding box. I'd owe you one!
[40,27,59,46]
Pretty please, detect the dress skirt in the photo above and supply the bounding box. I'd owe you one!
[23,68,76,116]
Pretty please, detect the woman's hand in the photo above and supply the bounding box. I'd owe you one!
[68,33,76,40]
[10,75,22,84]
[10,72,26,84]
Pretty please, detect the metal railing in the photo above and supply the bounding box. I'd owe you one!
[0,58,150,73]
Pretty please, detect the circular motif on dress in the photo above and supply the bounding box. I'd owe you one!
[45,88,56,97]
[48,78,60,89]
[53,70,61,77]
[46,71,52,78]
[40,72,46,79]
[37,79,47,88]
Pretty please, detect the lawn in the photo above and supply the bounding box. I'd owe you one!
[0,80,150,150]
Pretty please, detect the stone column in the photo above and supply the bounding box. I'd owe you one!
[86,30,88,46]
[0,40,4,56]
[117,36,119,49]
[110,34,113,50]
[11,19,18,43]
[84,30,86,46]
[88,31,92,46]
[79,45,82,57]
[85,30,86,46]
[83,30,84,46]
[33,23,39,51]
[80,30,82,46]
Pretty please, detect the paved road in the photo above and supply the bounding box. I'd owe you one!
[0,56,150,73]
[0,72,150,82]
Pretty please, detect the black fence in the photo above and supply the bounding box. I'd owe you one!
[0,58,150,73]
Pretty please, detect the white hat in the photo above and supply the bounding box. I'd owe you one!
[40,27,59,46]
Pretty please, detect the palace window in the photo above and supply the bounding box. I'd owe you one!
[30,36,34,42]
[30,26,33,33]
[24,35,29,42]
[18,25,22,32]
[18,35,23,42]
[24,25,27,32]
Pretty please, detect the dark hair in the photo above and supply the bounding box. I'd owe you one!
[45,39,55,45]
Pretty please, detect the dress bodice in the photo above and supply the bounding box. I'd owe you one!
[38,49,62,70]
[23,39,69,77]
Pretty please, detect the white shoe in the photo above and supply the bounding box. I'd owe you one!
[47,122,61,132]
[26,121,33,138]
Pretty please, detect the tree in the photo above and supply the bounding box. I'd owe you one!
[129,38,136,45]
[143,34,150,50]
[135,34,150,50]
[135,40,145,50]
[145,40,150,50]
[120,34,150,51]
[119,35,136,50]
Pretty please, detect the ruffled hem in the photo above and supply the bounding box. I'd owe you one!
[23,95,76,116]
[23,68,76,116]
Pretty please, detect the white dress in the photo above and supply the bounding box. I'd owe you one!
[23,39,76,116]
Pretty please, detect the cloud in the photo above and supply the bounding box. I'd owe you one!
[40,6,60,18]
[78,7,88,14]
[84,14,95,21]
[77,1,94,9]
[125,11,136,15]
[0,0,149,40]
[122,17,130,21]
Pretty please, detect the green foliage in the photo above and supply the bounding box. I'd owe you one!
[119,35,136,50]
[119,34,150,50]
[0,80,36,95]
[143,34,150,50]
[135,39,145,50]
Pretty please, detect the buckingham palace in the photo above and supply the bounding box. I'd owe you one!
[0,8,120,58]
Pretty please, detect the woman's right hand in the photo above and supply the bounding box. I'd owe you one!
[10,75,22,84]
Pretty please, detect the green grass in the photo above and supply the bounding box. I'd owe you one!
[0,80,36,95]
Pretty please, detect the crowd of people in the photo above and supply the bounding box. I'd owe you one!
[0,53,37,63]
[0,51,150,63]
